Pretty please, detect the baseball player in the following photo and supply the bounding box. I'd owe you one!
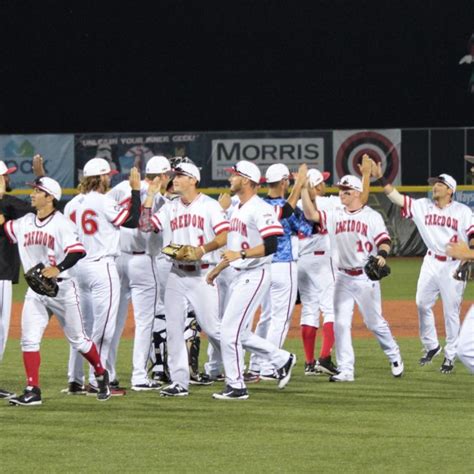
[446,241,474,374]
[298,157,372,376]
[106,155,171,390]
[373,163,474,373]
[141,161,228,397]
[301,174,404,382]
[63,158,142,395]
[0,176,111,405]
[206,161,296,400]
[249,163,307,379]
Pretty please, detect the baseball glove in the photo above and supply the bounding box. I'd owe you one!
[364,255,391,281]
[453,261,474,281]
[161,243,184,258]
[24,263,59,297]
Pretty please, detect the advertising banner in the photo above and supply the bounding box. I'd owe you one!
[0,134,74,189]
[210,131,332,183]
[75,133,206,186]
[333,129,402,185]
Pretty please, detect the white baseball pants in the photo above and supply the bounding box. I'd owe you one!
[250,261,297,375]
[68,259,120,386]
[458,305,474,374]
[298,253,335,327]
[21,280,92,354]
[416,256,466,360]
[204,265,233,377]
[164,265,222,390]
[221,265,290,389]
[333,271,401,376]
[0,280,12,361]
[108,253,160,385]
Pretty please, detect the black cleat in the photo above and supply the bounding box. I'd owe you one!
[419,345,442,366]
[213,385,249,400]
[9,386,42,406]
[440,357,454,374]
[60,381,86,395]
[190,373,214,386]
[95,370,111,401]
[315,356,339,376]
[276,354,297,389]
[0,387,17,399]
[160,383,189,397]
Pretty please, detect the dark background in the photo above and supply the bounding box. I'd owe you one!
[0,1,473,134]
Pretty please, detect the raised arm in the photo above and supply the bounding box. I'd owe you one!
[358,154,372,206]
[300,185,320,222]
[286,163,308,209]
[371,161,404,207]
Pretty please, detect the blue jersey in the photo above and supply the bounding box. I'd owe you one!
[264,197,312,263]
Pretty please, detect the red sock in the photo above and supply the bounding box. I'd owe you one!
[301,325,317,363]
[23,351,41,387]
[81,343,105,375]
[320,322,335,359]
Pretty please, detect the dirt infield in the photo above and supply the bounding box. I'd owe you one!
[9,300,472,339]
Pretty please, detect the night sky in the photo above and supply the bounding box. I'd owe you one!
[0,1,473,134]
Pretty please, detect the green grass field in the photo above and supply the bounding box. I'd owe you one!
[1,258,473,473]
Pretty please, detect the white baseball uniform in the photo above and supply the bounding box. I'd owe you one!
[457,305,474,374]
[401,197,473,360]
[149,193,229,390]
[64,191,130,386]
[319,205,401,377]
[297,195,340,329]
[106,180,166,386]
[221,194,291,389]
[3,213,92,359]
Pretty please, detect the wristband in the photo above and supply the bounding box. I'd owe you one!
[56,264,65,273]
[240,250,247,260]
[377,249,388,259]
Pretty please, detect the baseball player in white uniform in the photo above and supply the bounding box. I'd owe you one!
[141,161,228,397]
[298,157,372,376]
[64,158,142,395]
[206,161,296,400]
[0,176,111,405]
[446,241,474,374]
[106,155,171,390]
[302,174,404,382]
[374,163,474,373]
[249,163,306,379]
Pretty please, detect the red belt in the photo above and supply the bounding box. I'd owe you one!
[314,251,325,256]
[177,264,210,272]
[339,268,364,276]
[427,250,453,262]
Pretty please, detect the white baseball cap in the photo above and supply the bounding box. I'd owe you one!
[307,169,331,187]
[0,160,17,175]
[146,155,171,174]
[173,162,201,181]
[465,155,474,164]
[83,157,119,177]
[28,177,62,200]
[265,164,290,183]
[428,173,457,192]
[225,161,261,184]
[336,175,363,192]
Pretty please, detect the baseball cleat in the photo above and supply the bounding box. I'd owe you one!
[329,372,354,382]
[277,353,297,389]
[0,388,17,400]
[131,381,162,391]
[212,385,249,400]
[9,386,42,406]
[259,372,278,381]
[391,360,404,377]
[95,370,111,401]
[304,361,317,376]
[315,357,339,376]
[243,372,260,383]
[160,383,189,397]
[152,371,171,384]
[440,358,454,374]
[60,381,87,395]
[419,345,442,366]
[189,373,214,386]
